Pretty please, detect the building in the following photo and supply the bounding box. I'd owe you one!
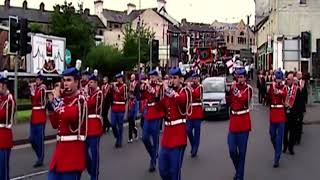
[180,19,221,62]
[255,0,320,75]
[212,19,255,60]
[94,0,181,67]
[254,0,271,25]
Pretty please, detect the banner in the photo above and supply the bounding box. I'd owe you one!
[31,34,66,74]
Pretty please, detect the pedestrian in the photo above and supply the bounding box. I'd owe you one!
[141,69,164,172]
[266,70,287,168]
[47,67,87,180]
[128,73,139,143]
[250,63,254,80]
[283,72,303,155]
[86,71,103,180]
[29,72,46,168]
[296,71,307,144]
[187,72,203,158]
[158,67,190,180]
[226,66,253,180]
[111,72,127,148]
[0,71,15,180]
[101,76,112,133]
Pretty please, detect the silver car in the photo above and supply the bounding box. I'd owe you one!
[202,77,229,120]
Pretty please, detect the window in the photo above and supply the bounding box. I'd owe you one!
[227,36,229,43]
[300,0,306,4]
[231,36,234,43]
[118,34,121,40]
[250,38,252,45]
[114,24,120,28]
[244,38,246,44]
[240,31,244,36]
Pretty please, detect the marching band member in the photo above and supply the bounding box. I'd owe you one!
[0,72,15,180]
[101,76,112,133]
[283,72,303,155]
[187,72,203,158]
[141,69,164,172]
[85,70,103,180]
[29,71,47,168]
[111,72,127,148]
[128,73,139,143]
[80,67,90,97]
[266,70,287,168]
[226,66,252,180]
[47,67,88,180]
[158,67,191,180]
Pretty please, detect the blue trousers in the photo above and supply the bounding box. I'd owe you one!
[187,120,202,156]
[0,149,10,180]
[269,122,285,164]
[228,132,249,180]
[111,111,125,146]
[142,119,160,168]
[29,123,45,164]
[128,99,139,119]
[159,146,186,180]
[86,136,100,180]
[47,170,81,180]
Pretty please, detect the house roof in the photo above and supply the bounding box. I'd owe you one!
[180,22,216,33]
[0,5,106,28]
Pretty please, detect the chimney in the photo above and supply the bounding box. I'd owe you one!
[39,2,45,11]
[181,18,187,24]
[4,0,10,8]
[23,0,27,9]
[127,3,136,15]
[94,0,103,15]
[84,8,90,15]
[157,0,166,11]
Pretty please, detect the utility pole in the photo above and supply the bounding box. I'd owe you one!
[150,38,152,72]
[138,0,141,77]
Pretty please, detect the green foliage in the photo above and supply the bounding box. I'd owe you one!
[28,23,43,33]
[49,1,95,61]
[122,23,155,64]
[85,44,136,76]
[16,110,31,123]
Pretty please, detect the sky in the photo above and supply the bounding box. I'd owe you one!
[0,0,255,24]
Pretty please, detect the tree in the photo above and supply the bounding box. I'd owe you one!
[85,44,136,76]
[122,23,155,64]
[49,1,95,62]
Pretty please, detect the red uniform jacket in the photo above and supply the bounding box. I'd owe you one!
[227,83,252,133]
[160,87,188,148]
[141,83,164,121]
[111,83,127,112]
[267,83,287,123]
[31,85,46,124]
[86,89,103,136]
[0,93,15,149]
[187,85,203,120]
[49,93,86,172]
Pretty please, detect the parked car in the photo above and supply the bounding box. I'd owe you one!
[202,77,229,120]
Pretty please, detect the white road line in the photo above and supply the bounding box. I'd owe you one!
[11,170,48,180]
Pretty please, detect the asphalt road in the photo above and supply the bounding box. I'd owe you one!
[9,101,320,180]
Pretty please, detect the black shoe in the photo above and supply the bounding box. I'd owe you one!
[282,148,287,153]
[115,144,122,148]
[191,153,197,158]
[33,162,43,168]
[148,166,156,173]
[289,150,295,155]
[273,163,279,168]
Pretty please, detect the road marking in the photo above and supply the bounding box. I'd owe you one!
[11,170,48,180]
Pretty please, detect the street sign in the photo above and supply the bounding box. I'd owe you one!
[65,49,72,65]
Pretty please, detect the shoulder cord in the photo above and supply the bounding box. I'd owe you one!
[177,87,193,117]
[4,94,14,127]
[39,86,46,107]
[69,95,88,139]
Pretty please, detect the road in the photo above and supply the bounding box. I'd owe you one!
[10,103,320,180]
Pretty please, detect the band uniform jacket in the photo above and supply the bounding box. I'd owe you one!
[226,83,252,133]
[267,83,287,123]
[187,84,203,120]
[31,85,47,124]
[111,83,127,112]
[86,88,103,136]
[141,82,164,121]
[0,93,15,149]
[49,93,87,172]
[160,87,188,148]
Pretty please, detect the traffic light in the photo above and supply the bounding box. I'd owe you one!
[9,16,20,54]
[19,18,32,56]
[152,39,159,63]
[301,31,311,58]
